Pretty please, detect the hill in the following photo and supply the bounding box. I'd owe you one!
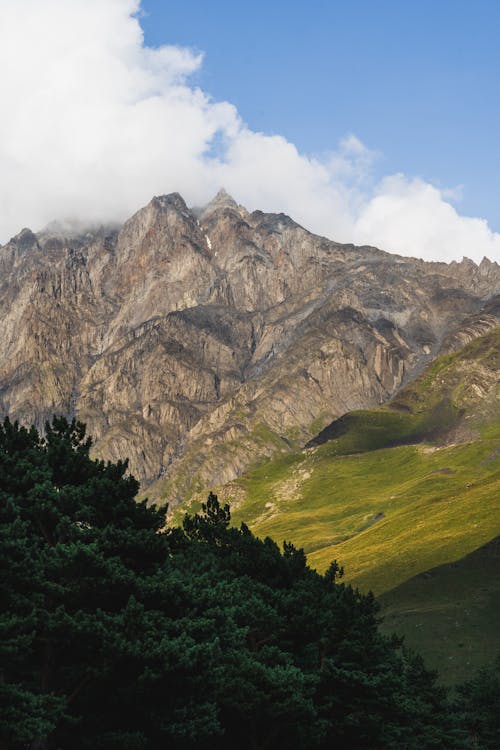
[179,327,500,592]
[379,537,500,684]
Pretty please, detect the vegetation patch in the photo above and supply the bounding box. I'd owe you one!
[379,538,500,685]
[230,438,500,596]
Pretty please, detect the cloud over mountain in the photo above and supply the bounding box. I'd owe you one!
[0,0,498,263]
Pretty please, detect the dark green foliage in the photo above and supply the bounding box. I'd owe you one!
[454,656,500,749]
[0,417,198,749]
[0,417,490,748]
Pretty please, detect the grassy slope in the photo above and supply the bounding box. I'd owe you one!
[230,429,500,595]
[378,538,500,685]
[178,328,500,591]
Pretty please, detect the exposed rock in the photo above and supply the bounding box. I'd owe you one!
[0,192,499,503]
[197,188,246,219]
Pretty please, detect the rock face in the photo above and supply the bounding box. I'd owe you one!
[0,191,499,504]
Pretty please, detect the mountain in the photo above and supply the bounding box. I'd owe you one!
[0,191,499,506]
[185,326,500,680]
[2,191,499,682]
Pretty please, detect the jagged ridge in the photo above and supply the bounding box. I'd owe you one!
[0,191,499,502]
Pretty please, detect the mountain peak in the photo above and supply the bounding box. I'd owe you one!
[198,188,246,218]
[150,193,189,214]
[9,227,39,251]
[213,187,238,206]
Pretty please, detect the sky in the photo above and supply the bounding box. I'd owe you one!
[1,0,499,263]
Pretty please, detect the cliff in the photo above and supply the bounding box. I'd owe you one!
[0,191,499,504]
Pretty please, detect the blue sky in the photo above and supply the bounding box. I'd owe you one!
[141,0,500,230]
[1,0,499,262]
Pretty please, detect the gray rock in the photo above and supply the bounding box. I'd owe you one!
[0,191,498,503]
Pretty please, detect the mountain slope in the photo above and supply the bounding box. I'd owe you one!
[379,537,500,684]
[0,191,499,498]
[186,328,500,596]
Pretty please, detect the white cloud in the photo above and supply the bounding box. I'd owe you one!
[354,176,500,263]
[0,0,498,264]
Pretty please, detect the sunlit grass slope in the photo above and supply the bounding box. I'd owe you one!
[229,434,500,595]
[184,328,500,596]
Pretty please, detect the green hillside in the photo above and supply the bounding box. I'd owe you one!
[178,328,500,593]
[379,538,500,684]
[174,329,500,680]
[229,430,500,595]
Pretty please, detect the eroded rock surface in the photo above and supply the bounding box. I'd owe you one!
[0,191,499,504]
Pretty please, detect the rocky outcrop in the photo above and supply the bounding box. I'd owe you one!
[0,192,499,503]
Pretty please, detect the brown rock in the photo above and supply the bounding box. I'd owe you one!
[0,192,498,501]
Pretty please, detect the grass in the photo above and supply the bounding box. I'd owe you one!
[307,401,459,455]
[216,422,500,684]
[378,538,500,684]
[228,431,500,595]
[218,329,500,595]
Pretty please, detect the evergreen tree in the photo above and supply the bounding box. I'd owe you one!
[0,417,482,749]
[455,656,500,749]
[0,418,215,749]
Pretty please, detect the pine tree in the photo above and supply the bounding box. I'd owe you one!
[1,421,476,749]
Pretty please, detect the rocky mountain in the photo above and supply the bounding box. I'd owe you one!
[0,190,499,506]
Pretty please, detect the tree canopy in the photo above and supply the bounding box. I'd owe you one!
[0,417,496,749]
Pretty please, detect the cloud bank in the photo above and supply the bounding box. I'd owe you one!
[0,0,498,264]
